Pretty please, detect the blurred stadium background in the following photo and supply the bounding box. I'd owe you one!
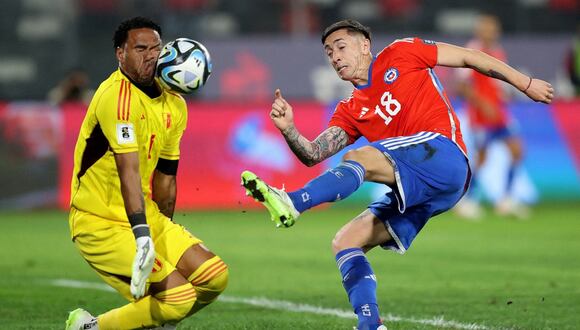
[0,1,579,329]
[0,0,579,209]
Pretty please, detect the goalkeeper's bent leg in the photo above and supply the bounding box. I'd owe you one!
[97,282,196,329]
[187,255,229,314]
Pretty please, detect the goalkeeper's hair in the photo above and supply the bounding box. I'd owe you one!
[113,16,162,49]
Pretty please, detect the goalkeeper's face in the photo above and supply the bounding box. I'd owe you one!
[116,28,162,86]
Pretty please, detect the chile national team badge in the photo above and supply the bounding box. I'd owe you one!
[384,67,399,84]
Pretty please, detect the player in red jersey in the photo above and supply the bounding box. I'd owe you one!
[241,19,553,329]
[455,14,527,219]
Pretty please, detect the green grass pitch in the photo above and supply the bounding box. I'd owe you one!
[1,203,579,329]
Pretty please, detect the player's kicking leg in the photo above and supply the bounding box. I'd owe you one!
[241,157,370,228]
[241,170,300,228]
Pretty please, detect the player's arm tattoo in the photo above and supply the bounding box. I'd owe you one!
[487,69,508,83]
[281,126,349,166]
[127,197,146,218]
[466,61,511,84]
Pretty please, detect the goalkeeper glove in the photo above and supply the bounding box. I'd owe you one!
[130,235,155,299]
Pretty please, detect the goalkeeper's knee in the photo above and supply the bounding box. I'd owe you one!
[188,256,229,314]
[153,283,198,323]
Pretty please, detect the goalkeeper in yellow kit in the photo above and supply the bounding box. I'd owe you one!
[65,17,228,329]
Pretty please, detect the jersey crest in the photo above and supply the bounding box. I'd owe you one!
[384,67,399,84]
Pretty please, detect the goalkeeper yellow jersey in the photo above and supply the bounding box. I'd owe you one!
[70,69,187,222]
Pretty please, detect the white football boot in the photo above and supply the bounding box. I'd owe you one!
[65,308,98,330]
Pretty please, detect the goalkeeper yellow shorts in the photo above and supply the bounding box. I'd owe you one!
[69,207,202,301]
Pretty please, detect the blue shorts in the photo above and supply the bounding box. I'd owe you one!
[473,124,518,150]
[368,132,470,254]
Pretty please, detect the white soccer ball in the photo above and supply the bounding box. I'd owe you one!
[156,38,212,94]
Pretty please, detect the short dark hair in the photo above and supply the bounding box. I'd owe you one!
[321,19,371,44]
[113,16,162,49]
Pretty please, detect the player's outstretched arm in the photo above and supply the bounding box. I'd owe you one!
[270,89,350,166]
[436,42,554,104]
[115,152,155,300]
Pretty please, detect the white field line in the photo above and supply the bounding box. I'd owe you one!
[50,279,503,330]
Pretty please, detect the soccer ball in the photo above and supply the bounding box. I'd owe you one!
[156,38,212,94]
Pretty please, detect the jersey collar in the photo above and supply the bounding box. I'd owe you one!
[118,68,162,99]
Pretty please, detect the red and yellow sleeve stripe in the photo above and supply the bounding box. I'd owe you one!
[117,80,132,121]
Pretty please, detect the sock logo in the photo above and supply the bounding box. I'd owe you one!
[301,192,310,202]
[361,304,372,316]
[335,193,342,201]
[364,274,377,282]
[330,169,344,178]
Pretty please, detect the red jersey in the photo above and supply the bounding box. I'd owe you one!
[329,37,466,154]
[463,39,509,128]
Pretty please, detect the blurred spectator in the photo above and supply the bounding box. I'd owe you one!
[81,0,118,12]
[549,0,578,11]
[47,68,93,105]
[165,0,212,10]
[454,14,529,220]
[281,0,321,35]
[378,0,420,17]
[564,24,580,96]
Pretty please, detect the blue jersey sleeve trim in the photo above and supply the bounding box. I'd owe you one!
[354,56,376,90]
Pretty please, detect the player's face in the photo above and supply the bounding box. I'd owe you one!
[116,28,162,85]
[323,29,371,82]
